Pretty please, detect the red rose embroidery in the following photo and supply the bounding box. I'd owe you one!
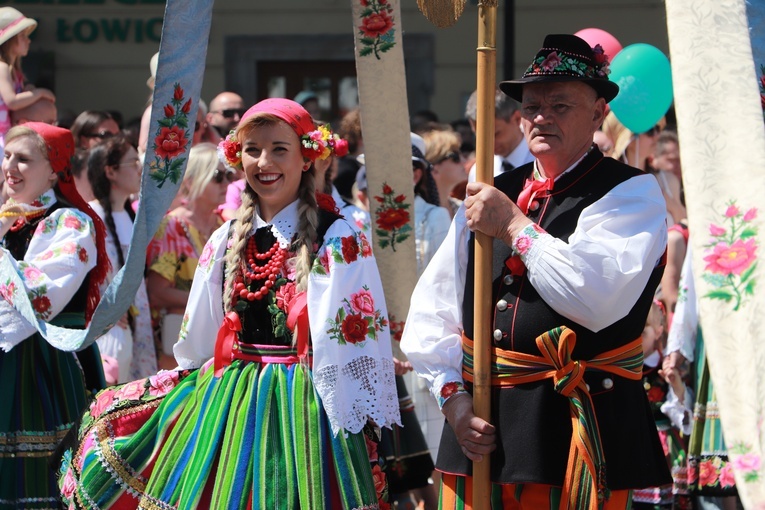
[173,84,184,101]
[182,98,192,114]
[376,208,409,231]
[64,215,82,230]
[163,105,175,118]
[361,11,393,38]
[394,194,406,203]
[349,288,375,315]
[32,295,51,315]
[341,313,368,344]
[382,184,392,195]
[341,236,359,263]
[78,247,88,263]
[154,126,188,159]
[441,381,460,400]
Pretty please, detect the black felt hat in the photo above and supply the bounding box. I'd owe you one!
[500,34,619,103]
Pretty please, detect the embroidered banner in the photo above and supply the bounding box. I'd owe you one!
[0,0,214,351]
[351,0,417,360]
[666,0,765,505]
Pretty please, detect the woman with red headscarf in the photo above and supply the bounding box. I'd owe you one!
[60,99,400,509]
[0,122,109,507]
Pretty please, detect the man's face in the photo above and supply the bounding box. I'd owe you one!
[520,81,605,168]
[209,94,245,132]
[494,110,523,158]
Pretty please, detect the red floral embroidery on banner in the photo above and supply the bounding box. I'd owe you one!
[357,0,396,60]
[149,83,192,188]
[373,182,411,252]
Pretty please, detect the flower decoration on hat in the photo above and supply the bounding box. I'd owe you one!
[217,130,243,170]
[301,125,349,162]
[591,44,611,77]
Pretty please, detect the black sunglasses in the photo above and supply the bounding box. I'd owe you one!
[84,131,114,140]
[436,151,461,164]
[213,108,247,119]
[213,168,237,184]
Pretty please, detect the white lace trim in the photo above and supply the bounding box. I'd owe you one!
[314,356,401,435]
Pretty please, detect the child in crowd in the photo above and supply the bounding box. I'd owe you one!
[634,299,693,509]
[0,8,56,149]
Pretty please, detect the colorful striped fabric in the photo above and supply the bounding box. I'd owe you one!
[439,473,633,510]
[0,313,98,510]
[62,348,382,509]
[461,327,644,510]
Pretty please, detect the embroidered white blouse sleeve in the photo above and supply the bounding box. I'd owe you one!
[401,206,469,402]
[172,221,229,369]
[515,174,668,332]
[660,384,694,435]
[0,208,98,351]
[308,219,400,435]
[665,246,697,362]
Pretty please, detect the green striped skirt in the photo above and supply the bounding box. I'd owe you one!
[0,313,102,510]
[60,344,384,509]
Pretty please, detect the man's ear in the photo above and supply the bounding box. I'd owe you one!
[593,98,607,127]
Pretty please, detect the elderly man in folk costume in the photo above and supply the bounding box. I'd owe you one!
[401,34,672,509]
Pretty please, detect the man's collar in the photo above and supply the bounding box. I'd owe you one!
[532,145,597,182]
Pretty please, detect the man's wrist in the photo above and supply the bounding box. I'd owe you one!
[437,381,468,409]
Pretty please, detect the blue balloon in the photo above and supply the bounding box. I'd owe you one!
[609,43,673,134]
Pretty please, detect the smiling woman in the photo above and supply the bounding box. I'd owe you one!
[61,99,399,509]
[0,122,109,508]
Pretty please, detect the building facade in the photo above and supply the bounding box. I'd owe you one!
[11,0,668,125]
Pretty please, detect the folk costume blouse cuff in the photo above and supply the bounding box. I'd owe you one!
[665,246,698,362]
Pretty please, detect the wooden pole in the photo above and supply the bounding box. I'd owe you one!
[472,1,497,508]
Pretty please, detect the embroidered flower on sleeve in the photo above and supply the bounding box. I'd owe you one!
[0,280,16,303]
[513,223,546,257]
[312,232,374,275]
[326,285,387,346]
[198,241,215,270]
[437,381,467,409]
[341,235,360,263]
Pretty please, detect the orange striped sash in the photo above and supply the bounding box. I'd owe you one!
[462,327,643,510]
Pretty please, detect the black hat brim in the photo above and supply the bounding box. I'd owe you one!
[500,75,619,104]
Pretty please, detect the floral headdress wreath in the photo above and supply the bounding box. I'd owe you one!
[217,124,350,170]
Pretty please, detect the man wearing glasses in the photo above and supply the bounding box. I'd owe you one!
[206,91,245,138]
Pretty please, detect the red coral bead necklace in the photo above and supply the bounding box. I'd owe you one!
[233,235,287,302]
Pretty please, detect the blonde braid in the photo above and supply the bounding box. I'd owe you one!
[223,187,258,312]
[293,166,318,293]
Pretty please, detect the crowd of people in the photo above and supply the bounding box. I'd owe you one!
[0,5,746,510]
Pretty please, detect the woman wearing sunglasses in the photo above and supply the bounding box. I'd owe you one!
[146,142,230,368]
[424,128,468,219]
[87,134,157,383]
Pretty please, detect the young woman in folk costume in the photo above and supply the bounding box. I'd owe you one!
[0,122,109,508]
[59,98,401,509]
[87,135,157,383]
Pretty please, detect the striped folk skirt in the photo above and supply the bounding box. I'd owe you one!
[0,315,103,510]
[60,346,384,509]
